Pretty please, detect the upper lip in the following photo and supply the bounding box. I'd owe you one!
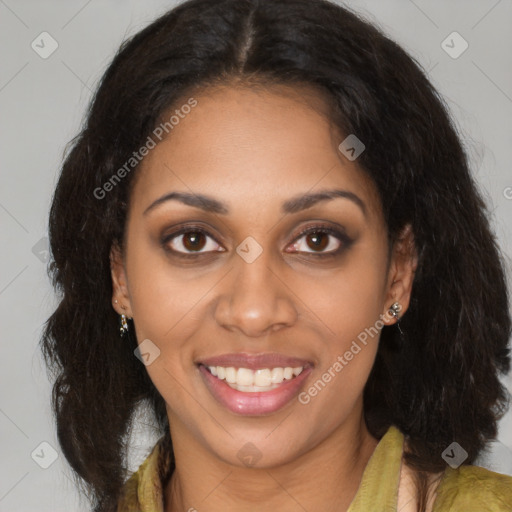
[198,352,313,370]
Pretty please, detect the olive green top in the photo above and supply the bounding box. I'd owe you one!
[117,425,512,511]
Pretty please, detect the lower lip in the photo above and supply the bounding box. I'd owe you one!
[198,364,313,415]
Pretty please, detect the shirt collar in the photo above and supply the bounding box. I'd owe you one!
[132,424,404,511]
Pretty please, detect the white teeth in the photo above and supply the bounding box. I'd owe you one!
[225,367,237,383]
[254,369,271,387]
[206,365,305,389]
[229,383,281,393]
[237,367,254,386]
[271,367,284,383]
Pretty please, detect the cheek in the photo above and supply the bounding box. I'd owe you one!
[125,231,208,343]
[295,246,386,411]
[297,301,382,434]
[125,248,205,412]
[124,232,227,404]
[307,243,388,341]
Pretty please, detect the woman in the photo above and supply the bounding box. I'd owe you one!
[41,0,512,510]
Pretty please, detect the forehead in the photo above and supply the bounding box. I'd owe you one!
[129,84,381,220]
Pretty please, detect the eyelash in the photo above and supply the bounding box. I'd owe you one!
[160,223,352,260]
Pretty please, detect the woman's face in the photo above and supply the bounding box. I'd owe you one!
[111,84,415,468]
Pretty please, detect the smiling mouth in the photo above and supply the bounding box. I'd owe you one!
[202,364,307,392]
[197,361,313,415]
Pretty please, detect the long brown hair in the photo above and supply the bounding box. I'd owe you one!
[41,1,511,510]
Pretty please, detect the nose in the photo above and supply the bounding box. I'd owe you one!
[214,248,298,338]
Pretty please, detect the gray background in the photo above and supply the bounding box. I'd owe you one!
[1,0,511,510]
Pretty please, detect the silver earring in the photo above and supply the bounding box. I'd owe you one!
[388,302,404,335]
[120,314,129,337]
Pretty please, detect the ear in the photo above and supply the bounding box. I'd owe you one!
[110,241,133,318]
[382,223,418,325]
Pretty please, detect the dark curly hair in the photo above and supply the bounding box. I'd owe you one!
[41,0,512,510]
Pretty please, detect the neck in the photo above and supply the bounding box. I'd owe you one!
[164,408,379,512]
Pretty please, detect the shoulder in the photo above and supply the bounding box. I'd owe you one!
[116,469,141,512]
[433,465,512,511]
[117,438,166,512]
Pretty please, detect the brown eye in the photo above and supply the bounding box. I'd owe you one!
[286,224,353,257]
[182,231,207,251]
[162,227,223,256]
[305,232,330,252]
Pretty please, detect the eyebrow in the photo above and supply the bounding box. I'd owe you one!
[143,188,367,217]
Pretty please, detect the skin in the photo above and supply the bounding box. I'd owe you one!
[111,82,418,512]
